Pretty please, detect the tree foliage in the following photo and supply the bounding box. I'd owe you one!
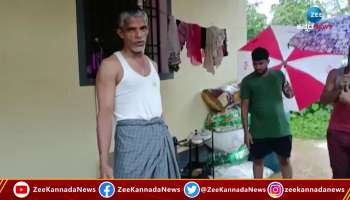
[247,3,267,40]
[271,0,312,25]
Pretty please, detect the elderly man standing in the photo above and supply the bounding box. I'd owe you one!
[96,7,180,179]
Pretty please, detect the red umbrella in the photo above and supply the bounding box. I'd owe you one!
[237,26,343,111]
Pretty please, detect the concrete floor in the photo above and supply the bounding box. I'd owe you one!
[272,138,332,178]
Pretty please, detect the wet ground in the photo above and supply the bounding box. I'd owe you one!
[271,138,332,178]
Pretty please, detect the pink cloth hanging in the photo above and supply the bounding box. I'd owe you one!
[177,21,202,65]
[177,22,188,50]
[186,23,202,65]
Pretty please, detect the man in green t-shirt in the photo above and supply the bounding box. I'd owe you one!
[240,47,294,178]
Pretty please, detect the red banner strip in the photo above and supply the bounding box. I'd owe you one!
[0,179,350,200]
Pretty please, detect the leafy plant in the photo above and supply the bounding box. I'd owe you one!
[290,102,332,140]
[247,3,267,40]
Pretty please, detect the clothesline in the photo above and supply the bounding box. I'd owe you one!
[166,12,228,74]
[155,8,222,30]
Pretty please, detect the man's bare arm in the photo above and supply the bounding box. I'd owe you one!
[96,58,119,178]
[320,69,341,105]
[241,98,253,148]
[241,98,249,133]
[281,73,294,99]
[282,81,294,99]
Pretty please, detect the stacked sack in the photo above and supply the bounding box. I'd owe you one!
[201,83,241,113]
[201,82,248,166]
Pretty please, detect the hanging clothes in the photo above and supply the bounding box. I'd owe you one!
[167,16,181,72]
[177,21,203,66]
[202,27,228,57]
[177,21,188,50]
[176,19,228,73]
[223,29,228,56]
[203,26,226,74]
[88,37,103,78]
[201,27,207,49]
[186,23,202,65]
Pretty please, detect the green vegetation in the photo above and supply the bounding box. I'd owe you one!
[247,3,267,40]
[290,102,332,139]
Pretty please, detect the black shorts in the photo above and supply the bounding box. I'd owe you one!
[249,135,292,160]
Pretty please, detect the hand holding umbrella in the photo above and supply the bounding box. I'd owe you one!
[283,81,295,98]
[338,69,350,104]
[339,70,350,92]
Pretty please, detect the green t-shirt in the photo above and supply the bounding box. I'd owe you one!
[240,70,290,139]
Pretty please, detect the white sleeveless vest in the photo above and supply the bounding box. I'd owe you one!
[114,51,162,121]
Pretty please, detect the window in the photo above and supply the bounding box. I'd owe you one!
[76,0,173,86]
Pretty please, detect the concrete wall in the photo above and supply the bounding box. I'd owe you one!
[0,0,98,178]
